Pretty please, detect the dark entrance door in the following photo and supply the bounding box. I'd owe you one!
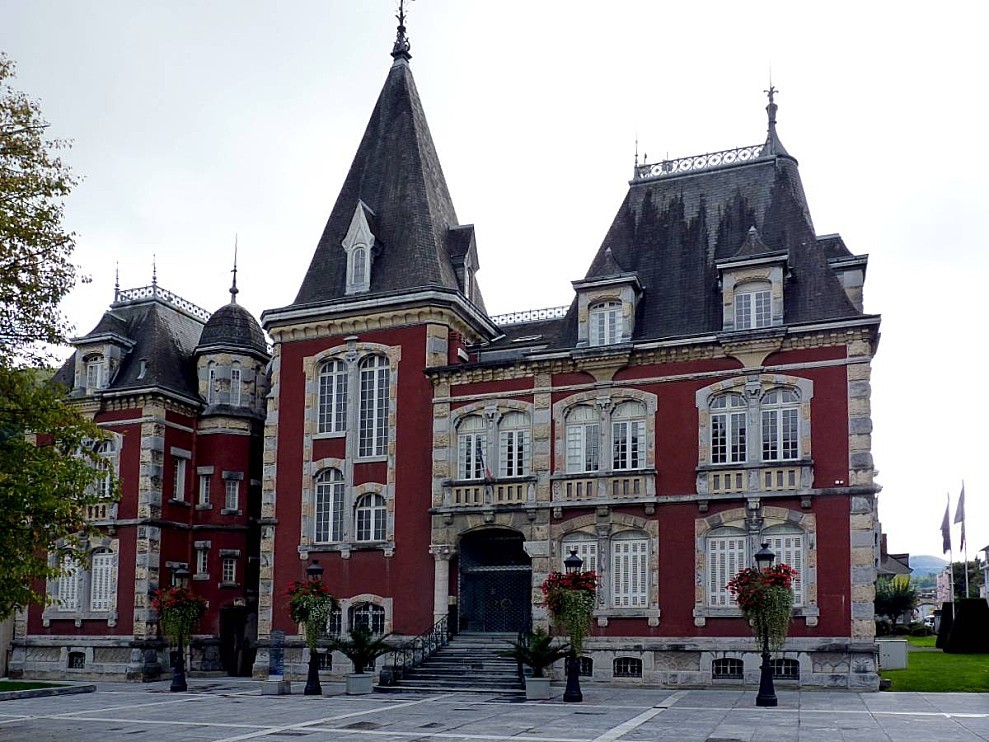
[219,605,256,676]
[458,530,532,633]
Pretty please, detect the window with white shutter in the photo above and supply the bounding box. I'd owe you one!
[89,551,116,611]
[764,527,804,606]
[561,534,598,575]
[611,533,649,608]
[707,531,748,607]
[57,557,80,611]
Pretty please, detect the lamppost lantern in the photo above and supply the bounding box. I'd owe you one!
[564,548,583,574]
[754,542,775,572]
[173,565,191,588]
[306,559,324,582]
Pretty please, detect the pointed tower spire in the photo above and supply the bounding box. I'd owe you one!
[391,0,412,62]
[114,262,120,301]
[230,235,240,304]
[762,83,791,158]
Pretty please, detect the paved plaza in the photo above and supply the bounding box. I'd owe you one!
[1,678,987,741]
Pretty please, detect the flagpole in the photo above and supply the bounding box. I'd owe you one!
[947,493,956,611]
[962,481,969,597]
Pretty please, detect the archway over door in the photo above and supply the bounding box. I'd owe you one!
[458,529,532,633]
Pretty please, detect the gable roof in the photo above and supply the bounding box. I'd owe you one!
[290,56,483,310]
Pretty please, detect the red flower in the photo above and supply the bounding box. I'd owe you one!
[726,564,798,612]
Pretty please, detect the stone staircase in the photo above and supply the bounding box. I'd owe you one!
[378,632,524,696]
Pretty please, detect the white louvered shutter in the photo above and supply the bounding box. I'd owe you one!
[767,532,804,606]
[707,536,747,607]
[90,551,116,611]
[612,538,648,608]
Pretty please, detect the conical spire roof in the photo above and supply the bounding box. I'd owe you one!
[291,48,479,308]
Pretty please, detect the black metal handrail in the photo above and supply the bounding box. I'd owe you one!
[378,616,450,685]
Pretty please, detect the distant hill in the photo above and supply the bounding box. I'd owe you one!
[910,555,949,576]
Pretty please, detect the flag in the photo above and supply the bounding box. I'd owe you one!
[955,482,966,551]
[941,500,951,554]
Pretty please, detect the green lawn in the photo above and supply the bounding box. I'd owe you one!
[905,634,936,648]
[0,680,64,691]
[883,649,989,692]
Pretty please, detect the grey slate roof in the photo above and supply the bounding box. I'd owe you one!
[291,57,484,311]
[198,302,268,356]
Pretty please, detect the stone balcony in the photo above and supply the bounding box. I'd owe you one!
[696,461,813,497]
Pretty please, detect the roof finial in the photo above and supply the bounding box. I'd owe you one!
[152,254,157,289]
[114,262,120,301]
[391,0,412,61]
[230,234,240,304]
[761,81,790,158]
[634,133,639,168]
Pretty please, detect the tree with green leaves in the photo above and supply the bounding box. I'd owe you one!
[874,575,917,629]
[0,52,109,620]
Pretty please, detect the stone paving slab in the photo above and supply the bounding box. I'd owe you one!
[0,679,987,741]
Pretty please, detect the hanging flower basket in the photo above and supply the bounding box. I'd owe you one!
[726,564,797,652]
[286,579,338,651]
[151,586,207,646]
[541,570,597,654]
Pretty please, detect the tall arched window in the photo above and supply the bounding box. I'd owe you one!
[230,362,242,406]
[352,245,367,285]
[711,393,747,464]
[498,411,530,477]
[355,493,386,542]
[612,401,646,470]
[358,355,389,457]
[57,556,80,611]
[314,469,345,543]
[611,530,649,608]
[706,527,748,607]
[457,415,486,480]
[318,359,348,434]
[95,439,116,499]
[566,405,600,473]
[761,388,799,461]
[764,524,805,606]
[561,532,598,576]
[589,301,621,346]
[89,549,116,612]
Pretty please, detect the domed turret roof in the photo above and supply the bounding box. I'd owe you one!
[198,301,267,356]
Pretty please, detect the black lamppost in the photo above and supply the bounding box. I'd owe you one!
[562,548,584,703]
[754,542,778,707]
[170,565,191,692]
[303,559,324,696]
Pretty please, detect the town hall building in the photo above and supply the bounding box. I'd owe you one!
[10,16,882,690]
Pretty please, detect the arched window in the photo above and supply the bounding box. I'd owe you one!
[612,401,646,470]
[613,657,642,678]
[761,388,799,461]
[318,359,348,434]
[95,439,116,499]
[457,415,486,480]
[349,602,385,635]
[57,556,80,611]
[352,245,367,286]
[763,524,805,606]
[325,605,342,637]
[314,469,345,543]
[498,411,530,477]
[710,393,746,464]
[89,549,116,612]
[734,281,771,330]
[611,531,648,608]
[712,657,743,679]
[355,493,386,542]
[589,300,621,346]
[561,532,598,576]
[707,527,748,607]
[358,355,389,457]
[566,405,599,473]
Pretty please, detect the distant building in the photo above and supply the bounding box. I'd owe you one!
[14,16,882,689]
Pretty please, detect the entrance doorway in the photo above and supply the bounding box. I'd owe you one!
[458,529,532,633]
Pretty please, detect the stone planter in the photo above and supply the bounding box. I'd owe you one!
[525,676,552,700]
[346,672,374,695]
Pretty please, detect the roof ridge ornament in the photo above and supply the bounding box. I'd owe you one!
[762,83,791,159]
[230,234,240,304]
[391,0,412,62]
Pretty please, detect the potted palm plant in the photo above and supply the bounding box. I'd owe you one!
[500,628,570,700]
[326,626,394,695]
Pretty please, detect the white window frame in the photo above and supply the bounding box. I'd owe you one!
[761,389,800,462]
[764,526,805,607]
[314,468,345,543]
[349,602,386,635]
[352,245,367,286]
[498,412,530,477]
[566,405,600,473]
[85,356,105,390]
[57,556,80,611]
[89,550,116,612]
[355,493,386,542]
[317,359,348,434]
[225,479,239,510]
[734,284,772,330]
[230,365,242,406]
[196,548,209,576]
[172,457,187,502]
[611,533,649,608]
[221,556,237,585]
[707,529,748,607]
[457,415,486,480]
[358,355,389,458]
[48,544,118,620]
[710,393,747,464]
[611,401,646,471]
[589,300,621,346]
[199,474,211,505]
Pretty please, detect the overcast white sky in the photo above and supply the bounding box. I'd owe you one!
[2,1,985,561]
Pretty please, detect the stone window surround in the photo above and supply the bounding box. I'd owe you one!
[315,593,394,640]
[222,470,244,515]
[692,504,819,627]
[448,399,534,484]
[717,256,787,333]
[168,447,192,505]
[552,389,658,476]
[556,511,660,627]
[193,540,211,581]
[219,549,241,587]
[300,456,394,558]
[572,273,642,349]
[43,536,119,628]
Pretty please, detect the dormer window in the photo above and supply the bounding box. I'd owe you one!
[343,201,376,295]
[734,282,772,330]
[589,301,621,346]
[351,245,368,286]
[85,355,105,390]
